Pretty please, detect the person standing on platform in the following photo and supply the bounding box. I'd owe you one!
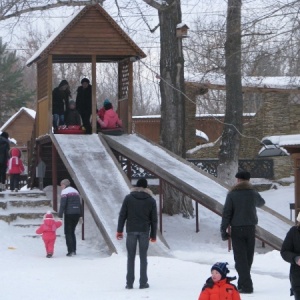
[0,132,10,191]
[76,78,92,134]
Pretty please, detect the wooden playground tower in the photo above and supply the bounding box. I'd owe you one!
[26,4,146,137]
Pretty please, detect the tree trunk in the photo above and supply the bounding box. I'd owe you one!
[217,0,243,186]
[156,1,193,217]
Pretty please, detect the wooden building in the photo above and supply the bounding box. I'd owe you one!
[26,4,146,138]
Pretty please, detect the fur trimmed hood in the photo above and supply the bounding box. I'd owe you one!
[230,181,254,192]
[130,186,153,196]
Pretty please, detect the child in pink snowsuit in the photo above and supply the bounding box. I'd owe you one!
[36,211,62,258]
[7,148,25,192]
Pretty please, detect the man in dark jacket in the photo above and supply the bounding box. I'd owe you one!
[0,132,10,191]
[116,178,158,290]
[281,213,300,300]
[58,179,82,256]
[220,171,265,294]
[76,78,92,134]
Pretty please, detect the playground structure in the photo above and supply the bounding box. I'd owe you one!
[26,4,293,254]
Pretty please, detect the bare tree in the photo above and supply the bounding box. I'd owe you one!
[217,0,242,185]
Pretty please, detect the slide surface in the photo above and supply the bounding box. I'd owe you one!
[51,133,170,255]
[103,133,293,250]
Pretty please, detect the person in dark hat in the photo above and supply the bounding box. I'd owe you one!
[220,171,265,294]
[116,178,157,290]
[0,132,10,191]
[76,78,92,134]
[52,80,71,130]
[198,262,240,300]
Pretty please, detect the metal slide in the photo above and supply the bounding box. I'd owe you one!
[51,133,170,256]
[103,133,293,251]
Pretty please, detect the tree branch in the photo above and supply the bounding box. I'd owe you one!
[0,0,103,21]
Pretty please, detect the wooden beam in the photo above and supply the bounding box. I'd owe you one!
[48,55,53,134]
[92,55,97,133]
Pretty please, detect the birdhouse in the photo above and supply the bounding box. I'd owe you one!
[176,23,189,38]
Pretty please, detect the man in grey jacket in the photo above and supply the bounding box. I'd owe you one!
[58,179,82,256]
[220,171,265,294]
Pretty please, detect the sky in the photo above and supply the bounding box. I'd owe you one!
[0,176,294,300]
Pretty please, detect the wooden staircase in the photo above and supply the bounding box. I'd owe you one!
[0,190,54,235]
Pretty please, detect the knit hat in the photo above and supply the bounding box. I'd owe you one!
[211,262,229,279]
[45,211,53,219]
[0,131,9,139]
[235,171,251,181]
[297,212,300,223]
[58,80,69,88]
[104,99,111,105]
[136,178,148,188]
[81,78,90,84]
[69,100,76,106]
[60,179,70,187]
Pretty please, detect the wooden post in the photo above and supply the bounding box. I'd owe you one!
[195,202,199,232]
[127,61,133,134]
[92,55,97,133]
[48,55,53,134]
[293,153,300,223]
[52,144,58,212]
[159,179,163,234]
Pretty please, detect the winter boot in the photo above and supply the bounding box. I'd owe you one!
[0,183,3,192]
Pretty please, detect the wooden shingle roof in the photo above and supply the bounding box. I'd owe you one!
[27,4,146,66]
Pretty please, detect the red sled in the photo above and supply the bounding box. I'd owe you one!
[55,125,86,134]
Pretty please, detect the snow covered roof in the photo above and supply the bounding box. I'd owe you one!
[262,134,300,147]
[186,73,300,91]
[0,107,36,131]
[26,9,82,66]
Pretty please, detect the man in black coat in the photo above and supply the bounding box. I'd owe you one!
[76,78,92,134]
[281,213,300,300]
[220,171,265,294]
[0,132,10,191]
[116,178,157,290]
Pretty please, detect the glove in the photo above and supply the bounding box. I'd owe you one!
[79,217,83,225]
[116,232,123,240]
[150,238,156,243]
[221,231,230,241]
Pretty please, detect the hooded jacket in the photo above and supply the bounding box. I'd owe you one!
[281,225,300,295]
[36,213,62,241]
[98,108,122,129]
[58,186,82,218]
[221,181,265,231]
[198,277,241,300]
[117,187,157,239]
[76,84,92,115]
[7,148,25,175]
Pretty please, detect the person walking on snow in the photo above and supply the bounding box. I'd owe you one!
[198,262,241,300]
[116,178,157,290]
[7,147,24,192]
[220,171,265,294]
[36,211,62,258]
[58,179,83,257]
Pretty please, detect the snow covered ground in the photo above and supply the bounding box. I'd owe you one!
[0,179,295,300]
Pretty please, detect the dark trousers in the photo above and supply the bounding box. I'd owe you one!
[80,112,92,134]
[293,290,300,300]
[0,163,6,184]
[231,225,256,291]
[64,214,80,253]
[126,232,149,286]
[10,174,20,190]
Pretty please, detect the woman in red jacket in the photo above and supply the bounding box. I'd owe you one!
[36,211,62,258]
[7,148,24,192]
[198,262,241,300]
